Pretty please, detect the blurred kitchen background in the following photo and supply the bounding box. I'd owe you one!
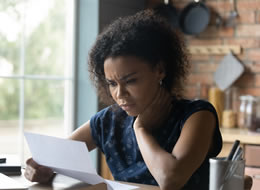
[1,0,260,189]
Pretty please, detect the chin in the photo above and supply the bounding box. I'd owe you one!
[125,110,138,117]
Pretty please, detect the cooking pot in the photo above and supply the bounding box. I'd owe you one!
[179,0,210,35]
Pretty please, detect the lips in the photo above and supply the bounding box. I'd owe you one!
[119,103,135,111]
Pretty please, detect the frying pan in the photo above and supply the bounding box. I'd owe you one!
[154,0,179,29]
[179,0,210,35]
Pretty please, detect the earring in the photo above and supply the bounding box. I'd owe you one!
[159,79,163,86]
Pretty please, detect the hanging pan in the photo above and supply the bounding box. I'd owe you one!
[179,0,210,35]
[154,0,179,29]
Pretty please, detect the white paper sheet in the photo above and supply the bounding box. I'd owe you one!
[24,132,137,190]
[105,180,139,190]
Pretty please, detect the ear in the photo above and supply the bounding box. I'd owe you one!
[155,62,166,80]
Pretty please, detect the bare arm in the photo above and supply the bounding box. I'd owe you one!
[134,110,216,190]
[69,120,97,151]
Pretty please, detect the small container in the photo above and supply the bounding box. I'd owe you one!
[255,97,260,133]
[222,88,238,128]
[209,87,224,125]
[237,96,247,128]
[209,157,245,190]
[245,95,257,130]
[224,87,239,112]
[222,110,236,128]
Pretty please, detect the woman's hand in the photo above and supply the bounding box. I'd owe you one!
[244,175,253,190]
[24,158,55,183]
[134,87,172,132]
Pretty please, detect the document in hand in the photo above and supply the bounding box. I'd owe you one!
[24,132,137,190]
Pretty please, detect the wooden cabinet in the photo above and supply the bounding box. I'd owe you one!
[245,145,260,167]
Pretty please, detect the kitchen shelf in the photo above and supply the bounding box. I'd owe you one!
[188,45,242,55]
[220,128,260,145]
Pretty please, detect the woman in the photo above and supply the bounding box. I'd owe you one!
[25,10,222,190]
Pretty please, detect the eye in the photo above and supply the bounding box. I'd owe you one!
[107,80,117,87]
[126,78,137,84]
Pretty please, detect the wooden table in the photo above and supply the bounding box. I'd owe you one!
[11,173,160,190]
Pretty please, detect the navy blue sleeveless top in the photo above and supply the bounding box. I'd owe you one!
[90,99,222,190]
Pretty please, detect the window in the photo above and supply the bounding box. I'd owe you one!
[0,0,76,163]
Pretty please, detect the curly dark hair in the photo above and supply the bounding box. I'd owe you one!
[88,9,190,105]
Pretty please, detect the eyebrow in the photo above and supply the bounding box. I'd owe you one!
[106,72,137,82]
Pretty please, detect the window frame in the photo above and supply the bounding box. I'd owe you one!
[0,0,77,163]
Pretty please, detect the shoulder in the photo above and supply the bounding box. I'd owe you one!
[175,99,222,156]
[172,99,219,130]
[174,99,217,118]
[175,98,215,110]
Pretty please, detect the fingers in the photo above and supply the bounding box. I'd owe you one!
[24,164,35,181]
[25,158,39,181]
[135,86,173,130]
[24,158,54,183]
[26,158,40,169]
[244,175,253,190]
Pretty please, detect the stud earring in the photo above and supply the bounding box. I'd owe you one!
[159,79,163,86]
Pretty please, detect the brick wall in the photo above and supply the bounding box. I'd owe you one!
[148,0,260,100]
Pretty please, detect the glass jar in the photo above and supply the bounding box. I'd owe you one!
[245,95,257,130]
[255,97,260,133]
[237,95,247,128]
[222,88,238,128]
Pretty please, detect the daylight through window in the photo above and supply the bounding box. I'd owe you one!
[0,0,75,163]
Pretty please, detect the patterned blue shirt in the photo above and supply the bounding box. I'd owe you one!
[90,99,222,190]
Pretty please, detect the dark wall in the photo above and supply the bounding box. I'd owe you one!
[99,0,146,32]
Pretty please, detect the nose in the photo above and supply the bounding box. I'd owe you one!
[116,85,128,99]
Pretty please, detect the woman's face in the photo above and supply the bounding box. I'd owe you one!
[104,56,165,116]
